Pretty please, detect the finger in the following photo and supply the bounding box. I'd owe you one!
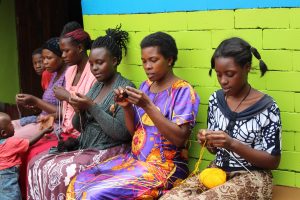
[75,93,85,98]
[125,88,142,99]
[114,88,121,96]
[125,86,142,94]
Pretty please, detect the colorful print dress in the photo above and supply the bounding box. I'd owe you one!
[67,79,200,199]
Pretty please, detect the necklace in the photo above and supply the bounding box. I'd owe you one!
[226,85,252,112]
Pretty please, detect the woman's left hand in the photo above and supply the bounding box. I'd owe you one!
[124,86,152,109]
[68,93,94,112]
[204,130,235,150]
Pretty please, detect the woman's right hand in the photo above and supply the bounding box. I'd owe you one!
[197,129,207,146]
[53,86,70,101]
[16,94,38,107]
[114,86,131,108]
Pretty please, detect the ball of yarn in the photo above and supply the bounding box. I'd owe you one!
[199,168,226,189]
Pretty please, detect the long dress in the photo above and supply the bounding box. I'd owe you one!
[67,79,200,199]
[27,73,134,200]
[160,90,282,200]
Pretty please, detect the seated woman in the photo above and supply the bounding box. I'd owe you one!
[20,22,96,199]
[160,37,281,200]
[67,32,200,199]
[13,37,66,139]
[27,26,134,200]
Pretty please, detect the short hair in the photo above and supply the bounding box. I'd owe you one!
[32,48,42,56]
[91,25,129,66]
[140,32,178,67]
[210,37,267,76]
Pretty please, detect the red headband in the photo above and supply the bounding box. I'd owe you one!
[64,28,90,42]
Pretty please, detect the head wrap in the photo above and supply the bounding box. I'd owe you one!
[42,37,62,57]
[64,28,91,42]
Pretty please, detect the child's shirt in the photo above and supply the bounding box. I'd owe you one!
[0,137,29,170]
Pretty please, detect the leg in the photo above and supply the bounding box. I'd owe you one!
[160,174,207,200]
[0,167,22,200]
[196,170,272,200]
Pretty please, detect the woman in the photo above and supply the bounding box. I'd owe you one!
[54,21,97,137]
[67,32,200,199]
[160,37,281,200]
[27,26,134,200]
[13,37,66,139]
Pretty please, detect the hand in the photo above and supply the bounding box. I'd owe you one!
[16,94,38,107]
[204,130,235,150]
[68,93,94,112]
[123,86,152,109]
[114,86,131,108]
[197,129,207,146]
[53,86,70,101]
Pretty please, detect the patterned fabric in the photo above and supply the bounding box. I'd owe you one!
[67,79,200,199]
[27,145,130,200]
[27,73,133,200]
[160,90,281,200]
[160,165,273,200]
[40,71,66,116]
[209,91,281,171]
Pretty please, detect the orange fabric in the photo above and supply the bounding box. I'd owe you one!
[0,137,29,170]
[41,70,52,91]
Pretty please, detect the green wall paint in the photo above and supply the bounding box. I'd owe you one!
[0,0,19,103]
[83,8,300,187]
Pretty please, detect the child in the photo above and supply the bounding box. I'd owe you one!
[0,112,52,200]
[161,37,281,200]
[32,48,52,91]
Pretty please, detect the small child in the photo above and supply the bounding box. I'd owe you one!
[32,48,52,91]
[0,112,52,199]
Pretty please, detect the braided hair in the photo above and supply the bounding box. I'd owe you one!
[91,25,129,66]
[140,32,178,67]
[60,21,92,50]
[210,37,268,77]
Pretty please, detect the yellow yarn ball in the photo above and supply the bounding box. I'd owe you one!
[199,168,226,189]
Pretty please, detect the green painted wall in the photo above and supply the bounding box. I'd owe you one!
[83,8,300,187]
[0,0,20,103]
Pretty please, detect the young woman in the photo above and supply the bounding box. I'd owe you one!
[160,37,281,200]
[13,37,66,138]
[67,32,200,199]
[27,26,134,200]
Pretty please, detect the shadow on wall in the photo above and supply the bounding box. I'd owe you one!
[0,102,19,120]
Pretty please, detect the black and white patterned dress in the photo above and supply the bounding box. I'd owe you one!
[208,90,282,171]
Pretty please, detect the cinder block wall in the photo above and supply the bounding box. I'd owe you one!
[82,1,300,187]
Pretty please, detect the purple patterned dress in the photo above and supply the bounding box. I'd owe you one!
[40,71,65,115]
[67,79,200,199]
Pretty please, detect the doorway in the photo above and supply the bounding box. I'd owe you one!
[15,0,83,97]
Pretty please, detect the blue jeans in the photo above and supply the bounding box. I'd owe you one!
[0,166,22,200]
